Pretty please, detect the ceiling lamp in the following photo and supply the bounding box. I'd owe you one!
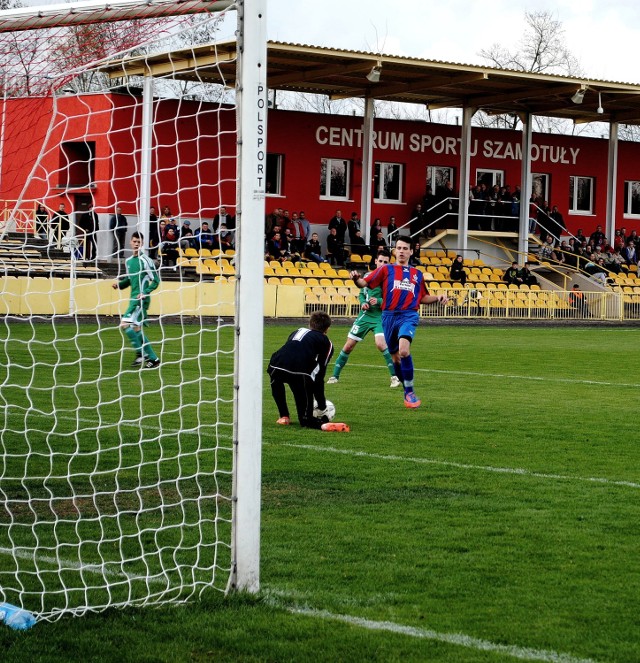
[366,62,382,83]
[571,86,587,104]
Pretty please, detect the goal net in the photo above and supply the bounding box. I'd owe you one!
[0,0,265,621]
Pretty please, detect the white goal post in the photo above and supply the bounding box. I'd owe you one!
[0,0,266,619]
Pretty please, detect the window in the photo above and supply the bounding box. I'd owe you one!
[623,181,640,217]
[476,169,503,189]
[59,141,96,189]
[265,153,283,195]
[320,158,350,199]
[426,166,455,197]
[374,162,402,202]
[569,176,594,214]
[531,173,549,204]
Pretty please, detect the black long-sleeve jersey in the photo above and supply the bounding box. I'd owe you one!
[268,327,333,382]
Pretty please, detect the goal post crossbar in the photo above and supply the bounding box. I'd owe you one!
[0,0,235,33]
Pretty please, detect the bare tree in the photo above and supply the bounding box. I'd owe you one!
[480,10,581,76]
[273,90,359,115]
[477,10,584,133]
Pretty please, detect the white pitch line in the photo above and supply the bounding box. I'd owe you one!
[344,361,640,388]
[0,546,162,585]
[275,603,597,663]
[0,547,598,663]
[281,443,640,490]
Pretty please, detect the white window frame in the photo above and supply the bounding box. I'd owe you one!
[374,162,403,203]
[531,173,549,204]
[569,176,594,215]
[426,165,455,197]
[320,158,351,200]
[476,169,503,189]
[623,180,640,218]
[265,153,283,196]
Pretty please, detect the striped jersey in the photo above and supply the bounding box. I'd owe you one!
[363,263,428,311]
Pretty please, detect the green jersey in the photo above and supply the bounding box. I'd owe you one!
[347,273,384,341]
[358,274,383,319]
[118,252,160,325]
[118,253,160,299]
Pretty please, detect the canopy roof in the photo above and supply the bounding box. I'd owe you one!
[104,39,640,125]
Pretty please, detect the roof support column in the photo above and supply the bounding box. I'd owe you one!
[606,121,619,240]
[518,112,533,263]
[457,105,476,254]
[361,96,375,245]
[138,73,153,249]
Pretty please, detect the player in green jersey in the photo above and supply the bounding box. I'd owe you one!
[112,231,161,369]
[327,249,401,387]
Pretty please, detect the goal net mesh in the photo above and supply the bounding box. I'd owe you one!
[0,5,242,620]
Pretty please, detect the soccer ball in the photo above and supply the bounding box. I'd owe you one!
[313,399,336,421]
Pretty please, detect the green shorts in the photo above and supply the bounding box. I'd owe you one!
[122,297,150,326]
[347,312,384,342]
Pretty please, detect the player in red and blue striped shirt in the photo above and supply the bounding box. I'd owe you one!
[351,235,448,409]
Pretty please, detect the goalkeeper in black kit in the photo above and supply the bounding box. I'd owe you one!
[268,311,349,432]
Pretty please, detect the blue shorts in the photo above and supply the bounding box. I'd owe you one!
[381,309,419,354]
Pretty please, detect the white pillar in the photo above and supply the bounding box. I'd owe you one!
[361,97,374,245]
[606,122,619,241]
[519,112,533,263]
[139,74,153,249]
[457,106,475,254]
[232,0,266,594]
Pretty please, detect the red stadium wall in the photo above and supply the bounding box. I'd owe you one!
[2,93,640,236]
[265,110,622,235]
[0,93,237,219]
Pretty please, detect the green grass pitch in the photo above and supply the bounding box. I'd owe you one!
[1,321,639,662]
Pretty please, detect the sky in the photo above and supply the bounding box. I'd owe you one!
[265,0,640,86]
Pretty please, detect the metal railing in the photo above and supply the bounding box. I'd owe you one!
[304,287,629,321]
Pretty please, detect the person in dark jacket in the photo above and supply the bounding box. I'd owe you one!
[449,254,467,285]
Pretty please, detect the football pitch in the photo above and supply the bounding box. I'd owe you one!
[1,321,639,663]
